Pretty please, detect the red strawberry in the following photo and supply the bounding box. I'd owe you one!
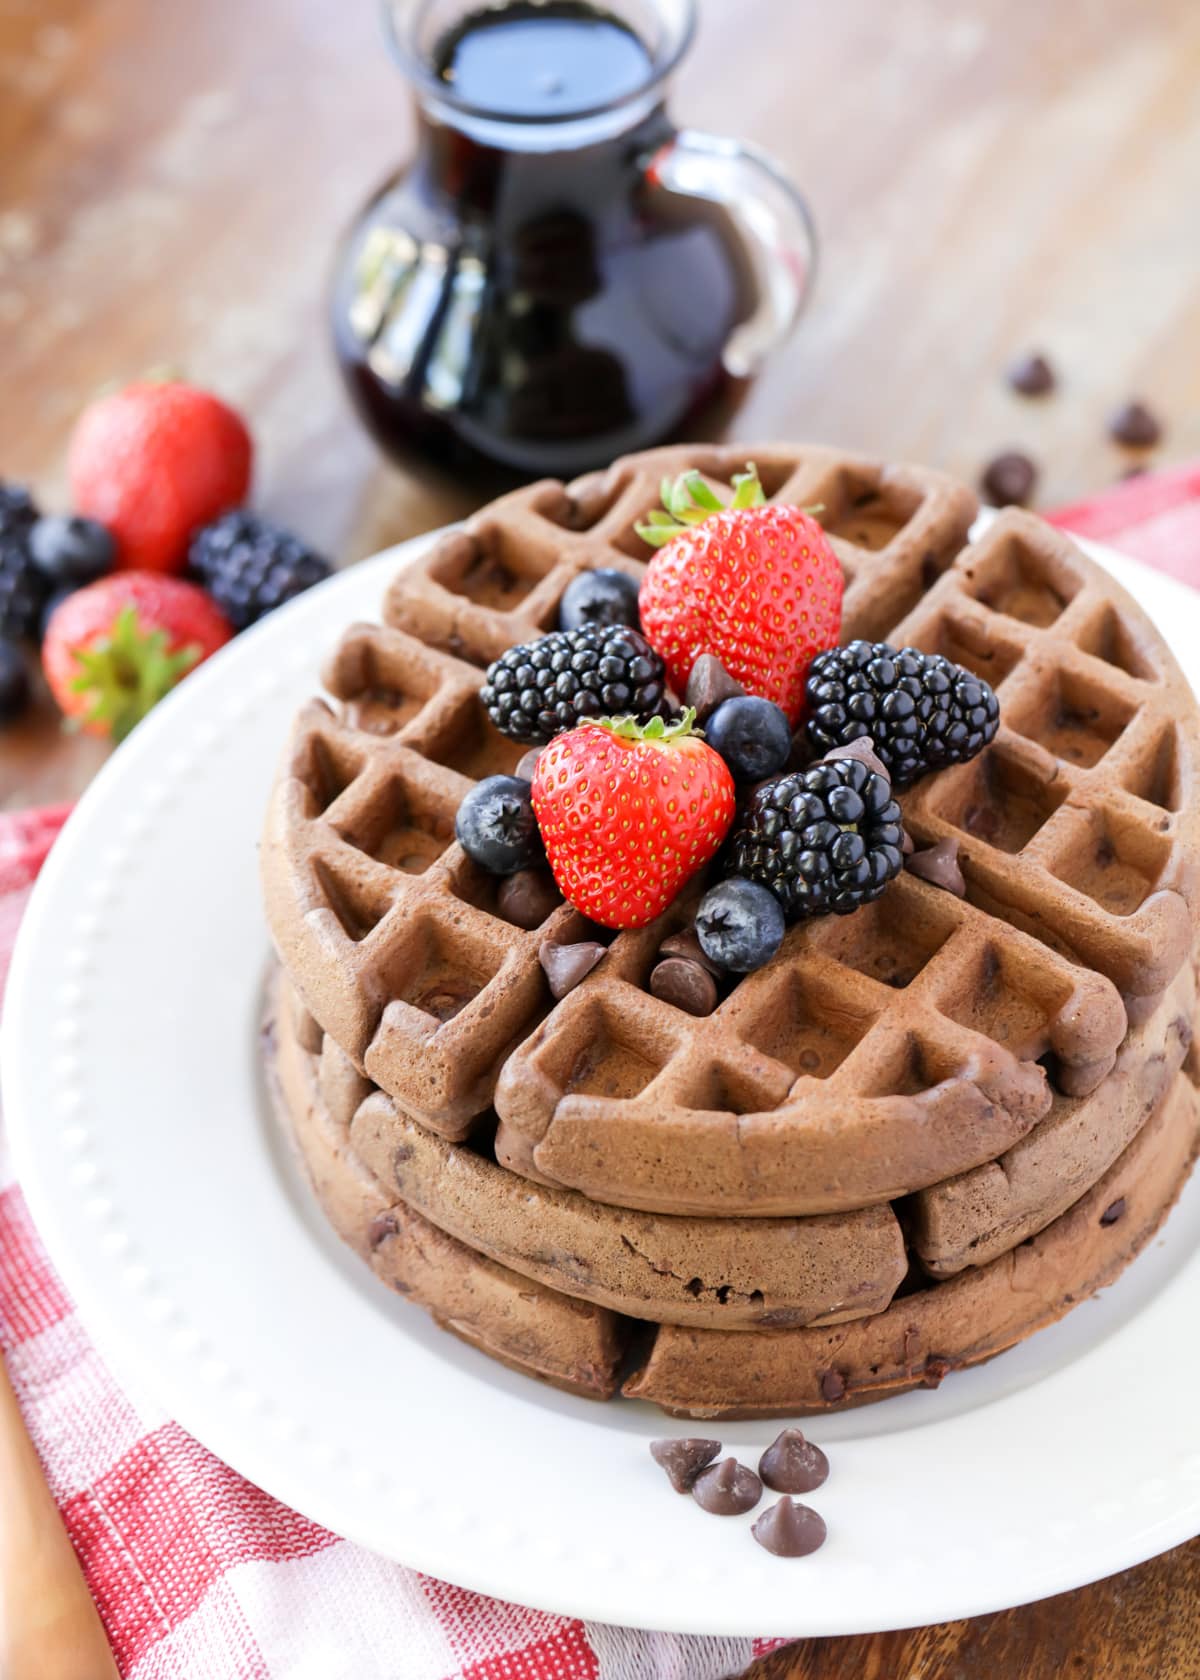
[531,710,736,930]
[68,380,253,573]
[43,572,233,741]
[636,465,842,725]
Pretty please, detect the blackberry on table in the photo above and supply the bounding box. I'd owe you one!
[189,511,331,631]
[730,756,905,919]
[0,480,39,538]
[805,640,1000,788]
[0,531,49,640]
[481,624,667,745]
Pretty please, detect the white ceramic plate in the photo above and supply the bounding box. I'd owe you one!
[5,527,1200,1639]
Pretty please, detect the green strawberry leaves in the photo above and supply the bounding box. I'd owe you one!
[635,464,767,547]
[68,605,200,743]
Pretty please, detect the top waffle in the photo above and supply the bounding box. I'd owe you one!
[262,443,1200,1218]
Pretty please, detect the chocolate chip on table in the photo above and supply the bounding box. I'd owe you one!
[1108,400,1162,449]
[498,867,562,929]
[539,938,605,999]
[821,734,891,786]
[1099,1196,1127,1227]
[751,1497,828,1558]
[650,1437,721,1493]
[981,451,1038,508]
[758,1429,830,1495]
[515,748,543,783]
[691,1457,763,1516]
[905,836,966,898]
[659,927,724,978]
[685,653,745,721]
[1006,351,1056,397]
[650,957,718,1017]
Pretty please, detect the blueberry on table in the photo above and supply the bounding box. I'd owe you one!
[455,775,543,875]
[558,567,641,632]
[28,515,115,586]
[704,694,792,780]
[695,878,785,973]
[0,638,31,722]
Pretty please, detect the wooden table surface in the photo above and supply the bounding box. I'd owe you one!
[1,0,1199,1670]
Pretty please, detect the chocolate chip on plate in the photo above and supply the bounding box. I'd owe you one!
[1006,351,1056,397]
[650,1437,721,1493]
[498,867,563,930]
[686,654,745,721]
[981,451,1038,508]
[539,939,606,999]
[758,1428,830,1495]
[751,1497,828,1557]
[1108,400,1162,449]
[905,836,966,898]
[691,1457,763,1516]
[650,957,718,1017]
[819,1369,846,1403]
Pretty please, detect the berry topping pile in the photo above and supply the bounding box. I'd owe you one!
[729,756,905,918]
[481,624,667,746]
[1,378,332,737]
[455,461,1003,986]
[805,640,1000,787]
[635,465,843,724]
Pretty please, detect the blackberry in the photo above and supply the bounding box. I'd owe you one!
[481,624,667,745]
[189,511,331,630]
[0,531,49,640]
[805,640,999,788]
[0,480,39,538]
[730,756,905,919]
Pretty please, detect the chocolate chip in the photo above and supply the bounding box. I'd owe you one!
[1099,1196,1126,1227]
[901,828,915,856]
[751,1497,828,1558]
[758,1429,829,1494]
[981,451,1038,507]
[821,735,891,787]
[649,957,718,1017]
[691,1456,762,1516]
[923,1354,952,1388]
[539,939,606,999]
[686,654,744,721]
[658,927,724,977]
[1006,351,1056,396]
[905,836,966,898]
[819,1369,846,1403]
[1108,400,1162,449]
[498,868,563,930]
[515,748,544,783]
[366,1213,398,1249]
[650,1437,721,1493]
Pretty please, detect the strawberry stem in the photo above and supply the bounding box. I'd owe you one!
[636,464,767,547]
[594,706,700,743]
[68,605,200,743]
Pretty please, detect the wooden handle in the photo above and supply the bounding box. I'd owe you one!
[0,1352,119,1680]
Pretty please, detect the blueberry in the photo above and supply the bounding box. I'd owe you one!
[29,515,115,586]
[0,638,30,723]
[455,775,543,875]
[695,878,786,973]
[558,568,641,632]
[704,696,793,781]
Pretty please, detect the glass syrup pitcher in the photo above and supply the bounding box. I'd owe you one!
[331,0,816,478]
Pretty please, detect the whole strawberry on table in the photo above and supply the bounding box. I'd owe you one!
[0,376,333,737]
[459,463,1000,1010]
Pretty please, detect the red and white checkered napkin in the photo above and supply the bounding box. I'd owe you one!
[3,465,1199,1680]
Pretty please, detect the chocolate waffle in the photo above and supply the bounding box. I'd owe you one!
[261,441,1200,1414]
[266,970,1200,1415]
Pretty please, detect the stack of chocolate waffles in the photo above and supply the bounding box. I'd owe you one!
[261,444,1200,1418]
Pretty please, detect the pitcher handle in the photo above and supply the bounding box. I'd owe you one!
[646,129,817,377]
